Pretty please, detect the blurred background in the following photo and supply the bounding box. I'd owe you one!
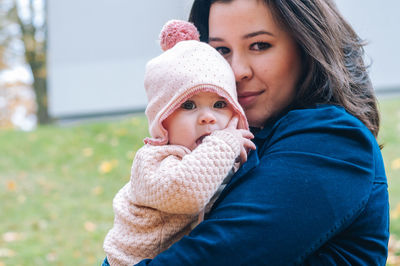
[0,0,400,265]
[1,0,195,128]
[1,0,399,128]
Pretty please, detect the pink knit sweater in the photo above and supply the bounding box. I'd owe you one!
[103,130,241,266]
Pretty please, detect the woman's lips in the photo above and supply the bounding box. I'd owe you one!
[238,90,264,107]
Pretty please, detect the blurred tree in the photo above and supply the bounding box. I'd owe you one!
[1,0,49,124]
[0,0,14,70]
[0,44,8,70]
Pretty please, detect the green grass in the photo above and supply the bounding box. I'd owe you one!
[0,98,399,265]
[0,115,149,265]
[378,97,400,238]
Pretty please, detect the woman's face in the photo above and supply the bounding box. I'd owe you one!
[208,0,303,127]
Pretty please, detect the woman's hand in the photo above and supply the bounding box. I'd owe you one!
[222,116,256,163]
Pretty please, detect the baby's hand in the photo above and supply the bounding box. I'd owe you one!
[222,116,256,164]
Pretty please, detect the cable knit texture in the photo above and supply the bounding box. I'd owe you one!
[103,130,241,266]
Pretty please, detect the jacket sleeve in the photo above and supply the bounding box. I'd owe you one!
[134,107,389,265]
[132,130,240,214]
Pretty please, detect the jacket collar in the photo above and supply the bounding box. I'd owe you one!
[232,110,287,180]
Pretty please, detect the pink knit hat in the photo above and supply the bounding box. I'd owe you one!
[144,20,248,145]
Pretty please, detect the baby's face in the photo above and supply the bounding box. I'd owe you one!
[162,92,234,150]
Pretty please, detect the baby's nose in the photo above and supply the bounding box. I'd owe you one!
[198,110,216,124]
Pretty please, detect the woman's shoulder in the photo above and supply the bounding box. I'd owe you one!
[270,104,375,142]
[256,104,380,171]
[279,104,366,130]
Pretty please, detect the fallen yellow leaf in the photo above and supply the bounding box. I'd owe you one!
[99,160,118,174]
[391,203,400,220]
[84,221,97,232]
[6,180,16,191]
[392,158,400,170]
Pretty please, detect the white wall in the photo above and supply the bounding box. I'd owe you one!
[335,0,400,90]
[47,0,194,118]
[47,0,399,119]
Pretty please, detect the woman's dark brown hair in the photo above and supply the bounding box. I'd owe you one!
[189,0,380,137]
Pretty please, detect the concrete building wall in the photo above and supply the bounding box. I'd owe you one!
[47,0,194,118]
[335,0,400,90]
[47,0,400,119]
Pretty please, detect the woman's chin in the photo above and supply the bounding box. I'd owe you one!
[245,111,268,128]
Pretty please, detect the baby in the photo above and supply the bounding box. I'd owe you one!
[102,20,255,266]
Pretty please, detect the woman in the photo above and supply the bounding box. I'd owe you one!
[135,0,389,264]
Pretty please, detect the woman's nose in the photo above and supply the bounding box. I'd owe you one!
[198,110,216,124]
[231,53,252,82]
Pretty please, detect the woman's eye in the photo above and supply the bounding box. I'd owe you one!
[215,46,230,56]
[214,101,228,109]
[181,101,196,110]
[250,42,271,51]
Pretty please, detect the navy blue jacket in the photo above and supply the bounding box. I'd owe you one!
[136,104,389,265]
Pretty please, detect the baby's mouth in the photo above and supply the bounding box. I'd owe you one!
[196,133,211,146]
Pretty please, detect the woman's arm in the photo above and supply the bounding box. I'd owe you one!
[134,106,389,265]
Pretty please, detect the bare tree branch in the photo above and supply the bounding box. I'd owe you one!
[6,0,50,124]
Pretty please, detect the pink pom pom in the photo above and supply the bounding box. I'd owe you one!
[159,20,200,51]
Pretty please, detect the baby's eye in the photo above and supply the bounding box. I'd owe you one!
[215,46,230,56]
[250,42,271,51]
[214,100,228,109]
[181,100,196,110]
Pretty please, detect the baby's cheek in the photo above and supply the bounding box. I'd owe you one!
[221,118,231,129]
